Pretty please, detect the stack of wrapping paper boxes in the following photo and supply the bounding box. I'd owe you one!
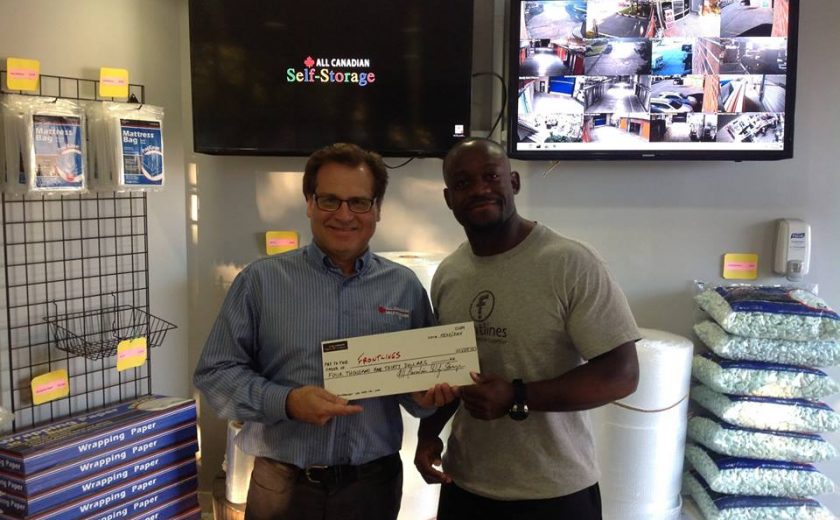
[0,395,200,520]
[684,285,840,520]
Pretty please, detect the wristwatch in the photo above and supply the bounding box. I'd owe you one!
[508,379,529,421]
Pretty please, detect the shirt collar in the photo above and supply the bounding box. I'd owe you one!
[306,241,372,275]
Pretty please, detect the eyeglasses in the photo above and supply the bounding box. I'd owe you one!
[313,194,377,213]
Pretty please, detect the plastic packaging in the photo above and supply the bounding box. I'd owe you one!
[683,471,834,520]
[0,406,13,428]
[695,286,840,341]
[692,353,839,399]
[694,320,840,367]
[685,443,834,498]
[1,94,86,194]
[224,420,254,504]
[88,102,165,191]
[376,251,446,292]
[690,384,840,433]
[592,328,692,520]
[687,415,837,463]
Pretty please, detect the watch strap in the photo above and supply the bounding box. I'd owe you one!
[509,378,528,420]
[512,378,526,406]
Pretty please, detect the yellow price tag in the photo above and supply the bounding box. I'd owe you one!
[6,58,40,91]
[266,231,299,255]
[116,337,148,371]
[99,67,129,98]
[722,253,758,280]
[31,369,69,405]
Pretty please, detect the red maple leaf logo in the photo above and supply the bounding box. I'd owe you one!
[304,56,315,68]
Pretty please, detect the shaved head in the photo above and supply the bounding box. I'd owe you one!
[440,137,520,235]
[443,138,510,179]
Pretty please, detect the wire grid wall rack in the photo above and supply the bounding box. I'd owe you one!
[0,73,174,432]
[0,70,145,104]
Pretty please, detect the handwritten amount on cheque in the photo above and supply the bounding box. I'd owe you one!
[324,347,477,380]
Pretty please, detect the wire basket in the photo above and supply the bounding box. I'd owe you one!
[45,305,177,360]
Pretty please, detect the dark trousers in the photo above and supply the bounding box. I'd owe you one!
[244,455,403,520]
[437,481,602,520]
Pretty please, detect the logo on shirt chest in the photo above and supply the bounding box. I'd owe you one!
[469,290,508,340]
[378,306,410,319]
[470,291,495,322]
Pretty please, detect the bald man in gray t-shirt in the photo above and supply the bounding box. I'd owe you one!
[416,138,639,520]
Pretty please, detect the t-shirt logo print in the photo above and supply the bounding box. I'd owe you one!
[470,291,495,322]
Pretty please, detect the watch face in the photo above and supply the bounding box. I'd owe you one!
[509,404,529,421]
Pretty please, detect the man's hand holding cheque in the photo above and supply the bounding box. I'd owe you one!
[286,382,458,426]
[412,383,458,409]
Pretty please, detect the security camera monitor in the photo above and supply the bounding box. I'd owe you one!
[508,0,798,160]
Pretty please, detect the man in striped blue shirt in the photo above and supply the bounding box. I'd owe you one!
[194,143,454,520]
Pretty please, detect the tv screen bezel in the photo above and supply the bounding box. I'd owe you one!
[506,0,799,161]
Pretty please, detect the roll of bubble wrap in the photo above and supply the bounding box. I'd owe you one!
[592,328,694,520]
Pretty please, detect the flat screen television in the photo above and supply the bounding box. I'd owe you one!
[507,0,799,160]
[189,0,473,157]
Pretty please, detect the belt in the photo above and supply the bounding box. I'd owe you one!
[303,453,401,489]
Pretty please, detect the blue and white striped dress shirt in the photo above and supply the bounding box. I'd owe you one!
[194,241,436,467]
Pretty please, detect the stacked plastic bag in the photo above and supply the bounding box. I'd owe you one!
[684,285,840,520]
[87,102,166,191]
[1,94,165,195]
[1,94,87,193]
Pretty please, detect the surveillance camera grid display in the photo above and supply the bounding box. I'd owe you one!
[513,0,792,154]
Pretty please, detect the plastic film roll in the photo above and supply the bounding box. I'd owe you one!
[399,409,444,520]
[225,420,255,504]
[591,328,694,520]
[378,251,450,519]
[376,251,446,293]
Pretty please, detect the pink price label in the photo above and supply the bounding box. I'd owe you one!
[9,68,37,80]
[34,379,67,395]
[118,347,146,360]
[725,261,757,271]
[269,238,297,247]
[101,77,127,86]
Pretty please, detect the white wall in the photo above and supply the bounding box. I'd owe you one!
[0,0,190,395]
[3,0,840,514]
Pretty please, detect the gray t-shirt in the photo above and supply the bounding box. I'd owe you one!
[432,223,640,500]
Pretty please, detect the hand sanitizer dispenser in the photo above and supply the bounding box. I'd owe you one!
[774,219,810,281]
